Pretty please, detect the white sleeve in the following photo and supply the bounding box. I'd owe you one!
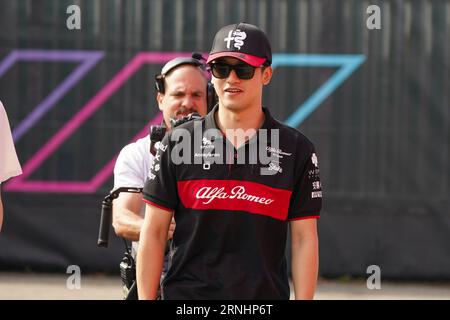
[113,137,152,189]
[0,101,22,182]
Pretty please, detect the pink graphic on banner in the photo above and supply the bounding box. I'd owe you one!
[5,52,192,193]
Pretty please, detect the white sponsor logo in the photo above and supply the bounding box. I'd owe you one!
[312,181,321,190]
[202,137,213,146]
[196,186,274,205]
[266,146,292,157]
[265,146,291,166]
[311,191,322,198]
[158,143,168,152]
[311,153,319,168]
[268,162,282,173]
[200,137,216,150]
[224,29,247,50]
[201,144,214,150]
[194,152,221,158]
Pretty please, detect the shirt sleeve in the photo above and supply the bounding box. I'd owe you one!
[142,133,178,212]
[288,143,322,220]
[0,101,22,182]
[113,139,150,189]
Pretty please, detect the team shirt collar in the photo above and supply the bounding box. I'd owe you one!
[204,104,275,133]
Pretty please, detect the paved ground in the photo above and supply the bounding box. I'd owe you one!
[0,273,449,300]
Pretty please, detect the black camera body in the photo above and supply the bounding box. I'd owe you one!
[120,252,137,299]
[149,112,203,156]
[149,124,167,156]
[120,252,135,289]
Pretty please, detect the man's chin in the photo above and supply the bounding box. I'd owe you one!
[221,102,242,111]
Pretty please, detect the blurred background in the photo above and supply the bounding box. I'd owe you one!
[0,0,449,299]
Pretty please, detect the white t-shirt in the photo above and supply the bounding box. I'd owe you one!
[114,135,154,190]
[0,101,22,183]
[113,135,154,256]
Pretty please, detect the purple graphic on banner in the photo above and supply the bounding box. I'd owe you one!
[4,52,189,193]
[0,50,104,141]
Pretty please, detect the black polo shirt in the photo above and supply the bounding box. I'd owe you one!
[143,105,322,300]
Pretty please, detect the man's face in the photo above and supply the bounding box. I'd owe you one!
[157,65,208,129]
[210,57,272,112]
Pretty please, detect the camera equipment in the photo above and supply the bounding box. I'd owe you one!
[148,112,202,156]
[149,123,167,156]
[170,112,202,128]
[97,187,143,248]
[97,187,143,300]
[120,247,137,299]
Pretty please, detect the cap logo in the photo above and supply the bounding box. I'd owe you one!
[224,29,247,50]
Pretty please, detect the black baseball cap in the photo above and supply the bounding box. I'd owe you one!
[207,22,272,67]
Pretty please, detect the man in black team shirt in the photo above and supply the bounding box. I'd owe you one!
[137,22,322,300]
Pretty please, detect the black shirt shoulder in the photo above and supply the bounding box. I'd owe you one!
[271,117,316,155]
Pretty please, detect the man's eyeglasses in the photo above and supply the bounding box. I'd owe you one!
[209,62,263,80]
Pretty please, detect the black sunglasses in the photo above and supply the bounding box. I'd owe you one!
[209,62,263,80]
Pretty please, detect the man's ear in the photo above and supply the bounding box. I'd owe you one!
[156,92,164,111]
[262,66,273,85]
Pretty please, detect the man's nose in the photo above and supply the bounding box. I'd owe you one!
[226,69,241,83]
[181,95,195,109]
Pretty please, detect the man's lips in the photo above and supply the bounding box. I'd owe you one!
[224,87,243,95]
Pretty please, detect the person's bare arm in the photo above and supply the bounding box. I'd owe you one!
[112,192,144,241]
[112,192,175,241]
[290,218,319,300]
[137,203,173,299]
